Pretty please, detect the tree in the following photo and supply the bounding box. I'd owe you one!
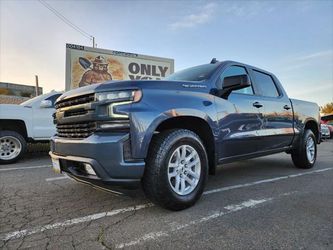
[320,102,333,115]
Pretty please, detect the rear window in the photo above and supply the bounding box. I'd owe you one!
[252,70,279,97]
[165,64,218,82]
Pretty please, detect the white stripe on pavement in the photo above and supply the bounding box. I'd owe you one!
[203,167,333,195]
[0,165,50,172]
[1,167,332,241]
[2,203,154,241]
[45,176,69,182]
[115,192,296,248]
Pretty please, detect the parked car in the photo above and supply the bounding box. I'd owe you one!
[50,60,320,210]
[0,91,62,164]
[320,124,330,140]
[327,124,333,138]
[321,114,333,138]
[321,119,333,139]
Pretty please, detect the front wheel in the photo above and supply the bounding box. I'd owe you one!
[142,129,208,211]
[291,129,317,169]
[0,130,27,164]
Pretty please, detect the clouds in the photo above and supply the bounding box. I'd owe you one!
[167,0,323,32]
[280,50,333,72]
[167,1,276,31]
[295,50,333,62]
[169,2,217,30]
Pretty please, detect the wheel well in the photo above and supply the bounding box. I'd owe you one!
[155,116,216,175]
[305,120,319,142]
[0,120,28,139]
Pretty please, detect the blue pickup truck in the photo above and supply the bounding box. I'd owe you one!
[50,60,320,210]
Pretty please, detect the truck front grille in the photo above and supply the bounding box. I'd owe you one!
[55,94,95,109]
[56,122,97,138]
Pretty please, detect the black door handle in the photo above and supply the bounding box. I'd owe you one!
[253,102,263,108]
[283,105,291,110]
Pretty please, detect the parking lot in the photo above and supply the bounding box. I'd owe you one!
[0,140,332,249]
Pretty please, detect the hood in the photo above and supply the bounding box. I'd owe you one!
[57,83,101,102]
[58,80,210,101]
[0,104,28,109]
[96,80,210,92]
[0,104,30,117]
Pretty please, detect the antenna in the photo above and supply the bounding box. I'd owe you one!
[210,58,218,64]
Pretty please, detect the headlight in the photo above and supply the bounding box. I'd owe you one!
[95,90,142,102]
[95,90,142,118]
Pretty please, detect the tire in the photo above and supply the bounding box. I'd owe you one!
[291,129,317,169]
[0,130,27,164]
[142,129,208,211]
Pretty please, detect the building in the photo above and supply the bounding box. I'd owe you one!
[0,82,43,104]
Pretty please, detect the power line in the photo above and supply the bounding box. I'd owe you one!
[38,0,95,46]
[38,0,91,39]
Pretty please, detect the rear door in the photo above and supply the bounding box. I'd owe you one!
[215,65,265,159]
[249,69,294,150]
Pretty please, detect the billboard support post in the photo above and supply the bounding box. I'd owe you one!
[35,75,39,96]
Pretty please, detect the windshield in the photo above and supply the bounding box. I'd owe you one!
[165,63,219,82]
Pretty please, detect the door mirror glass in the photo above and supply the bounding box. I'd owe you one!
[40,100,53,108]
[223,74,250,89]
[220,74,251,98]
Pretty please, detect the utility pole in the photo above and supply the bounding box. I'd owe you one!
[92,36,95,48]
[35,75,39,96]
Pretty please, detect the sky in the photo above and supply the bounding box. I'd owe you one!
[0,0,332,106]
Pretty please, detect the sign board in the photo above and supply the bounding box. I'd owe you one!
[65,43,174,90]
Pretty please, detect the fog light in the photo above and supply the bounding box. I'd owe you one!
[83,163,96,176]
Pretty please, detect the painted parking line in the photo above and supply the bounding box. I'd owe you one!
[203,167,333,195]
[0,165,51,172]
[2,203,154,241]
[116,191,296,249]
[2,167,332,241]
[45,176,69,182]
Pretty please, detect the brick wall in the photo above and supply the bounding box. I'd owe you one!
[0,95,30,104]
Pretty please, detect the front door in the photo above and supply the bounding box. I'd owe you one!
[215,65,265,160]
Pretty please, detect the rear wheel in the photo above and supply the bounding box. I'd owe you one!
[0,130,27,164]
[291,129,317,169]
[142,129,208,211]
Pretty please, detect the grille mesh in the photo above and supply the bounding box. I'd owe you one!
[56,122,96,138]
[55,94,95,109]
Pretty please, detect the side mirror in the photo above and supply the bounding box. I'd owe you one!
[40,100,53,108]
[219,74,251,98]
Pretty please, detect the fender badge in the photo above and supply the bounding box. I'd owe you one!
[182,84,207,88]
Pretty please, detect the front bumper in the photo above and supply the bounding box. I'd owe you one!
[321,133,330,139]
[50,133,145,188]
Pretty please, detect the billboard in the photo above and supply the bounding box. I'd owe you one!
[65,43,174,90]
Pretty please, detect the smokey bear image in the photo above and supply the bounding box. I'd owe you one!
[79,56,113,87]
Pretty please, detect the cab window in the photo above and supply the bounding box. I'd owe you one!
[252,70,279,97]
[218,66,254,95]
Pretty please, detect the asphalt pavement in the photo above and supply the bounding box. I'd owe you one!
[0,140,332,249]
